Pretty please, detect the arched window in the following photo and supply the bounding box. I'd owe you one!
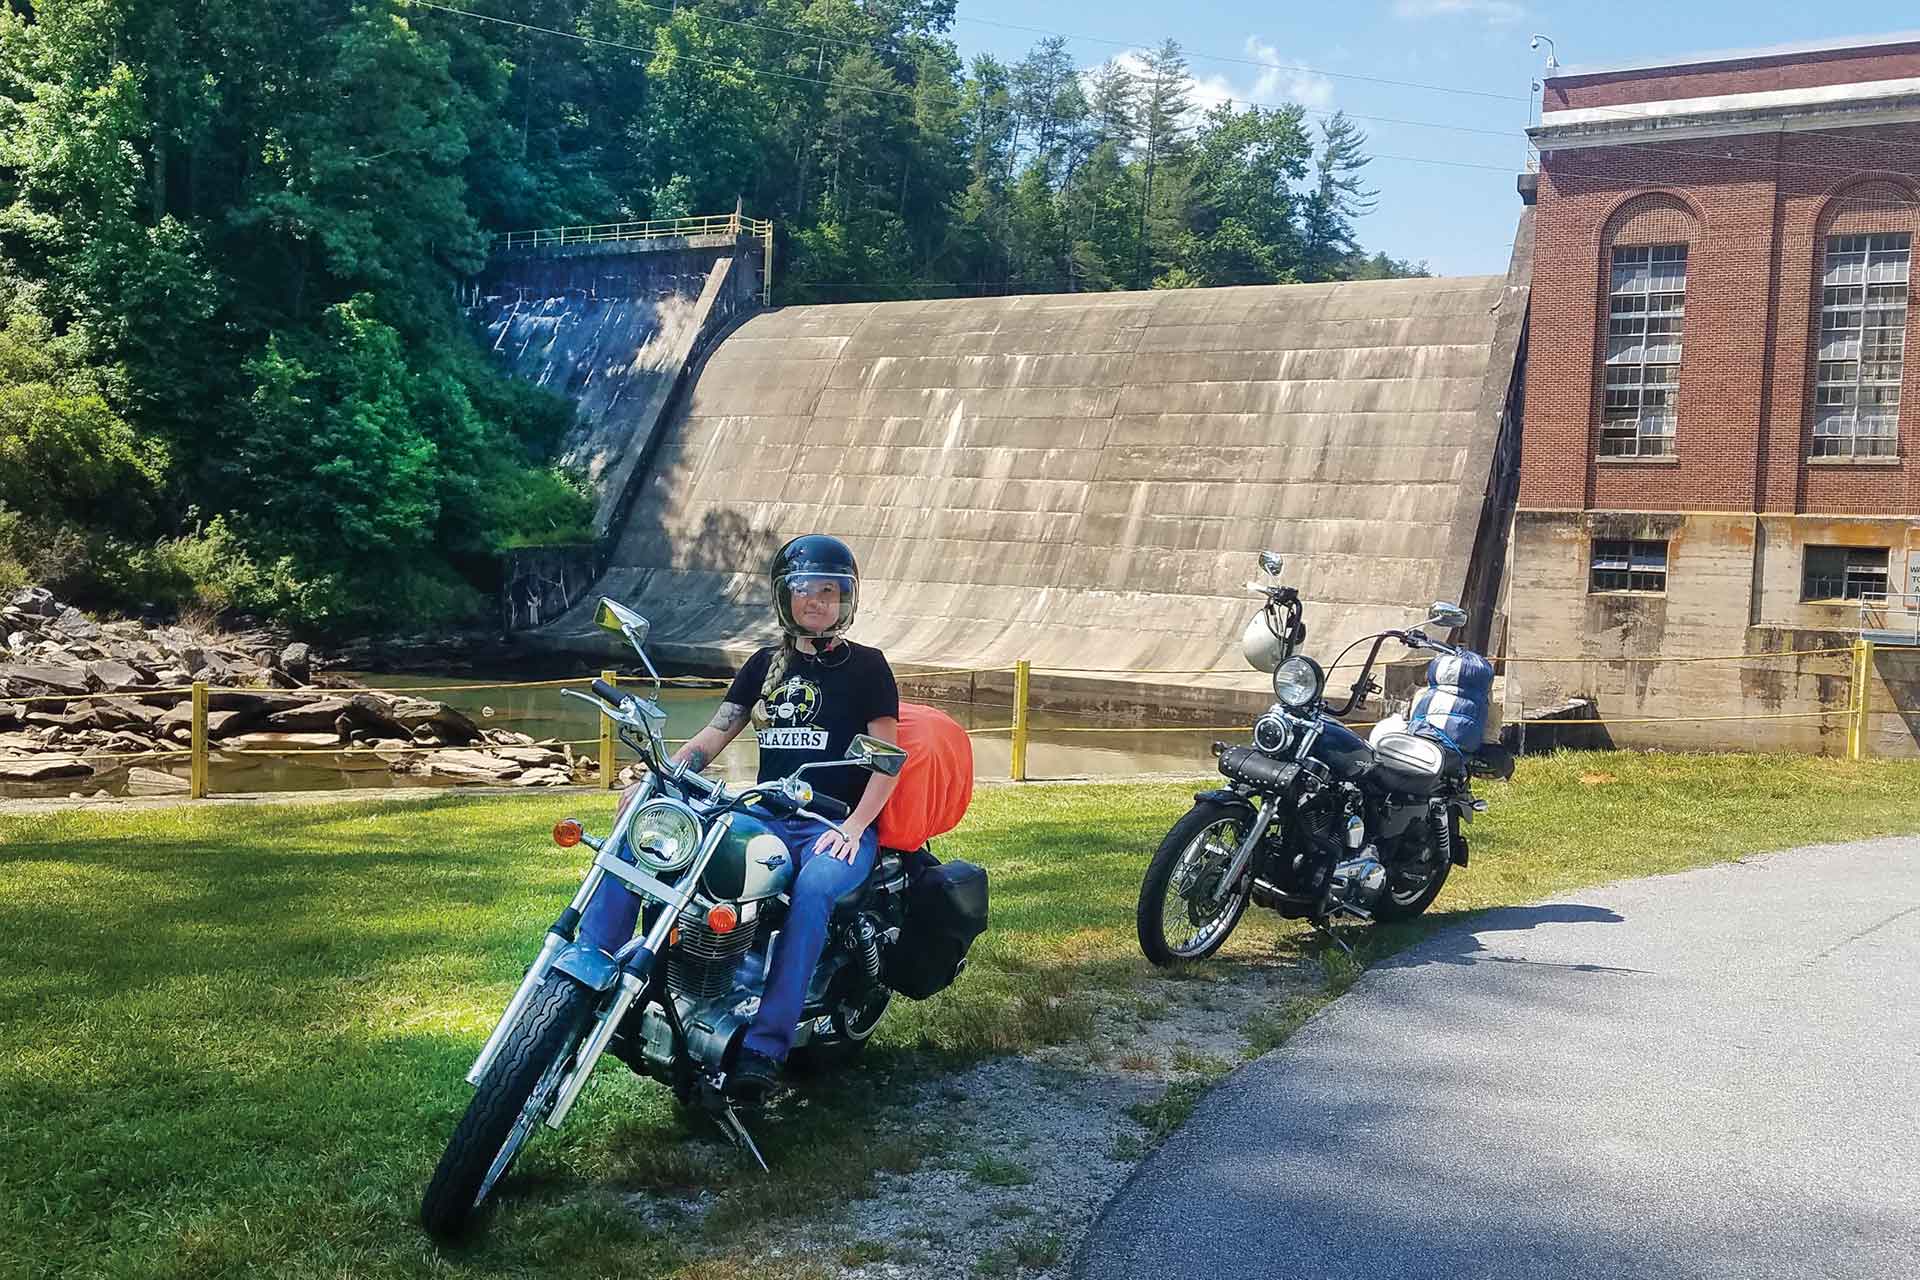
[1598,195,1700,458]
[1811,180,1918,459]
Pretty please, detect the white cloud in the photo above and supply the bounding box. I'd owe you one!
[1393,0,1527,23]
[1098,35,1336,125]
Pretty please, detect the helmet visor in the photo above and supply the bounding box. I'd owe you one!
[775,572,858,638]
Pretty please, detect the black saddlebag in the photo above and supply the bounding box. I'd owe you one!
[884,855,989,1000]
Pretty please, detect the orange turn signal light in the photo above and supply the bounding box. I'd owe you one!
[706,903,739,934]
[552,819,584,848]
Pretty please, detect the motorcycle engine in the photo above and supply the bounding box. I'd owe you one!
[668,905,759,1000]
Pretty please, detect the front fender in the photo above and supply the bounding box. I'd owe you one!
[1192,788,1257,819]
[549,941,621,993]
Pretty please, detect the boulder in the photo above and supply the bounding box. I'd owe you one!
[0,754,91,781]
[423,748,523,783]
[388,697,481,744]
[52,607,101,640]
[9,586,55,616]
[279,642,313,684]
[262,697,351,733]
[154,704,252,738]
[495,746,568,767]
[85,659,146,692]
[224,731,348,750]
[335,693,408,741]
[512,767,574,787]
[0,664,90,697]
[126,766,190,795]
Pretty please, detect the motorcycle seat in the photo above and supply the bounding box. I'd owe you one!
[830,851,904,924]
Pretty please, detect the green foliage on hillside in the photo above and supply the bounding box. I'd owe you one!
[0,3,1423,632]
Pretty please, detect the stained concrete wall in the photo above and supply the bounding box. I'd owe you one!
[474,233,764,628]
[535,259,1530,716]
[1505,510,1920,756]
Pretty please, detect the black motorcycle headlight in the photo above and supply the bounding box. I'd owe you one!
[1252,709,1293,754]
[626,800,701,875]
[1273,655,1324,710]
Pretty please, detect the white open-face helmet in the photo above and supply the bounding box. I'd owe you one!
[1242,610,1288,673]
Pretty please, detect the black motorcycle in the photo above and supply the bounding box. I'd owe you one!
[1136,554,1513,965]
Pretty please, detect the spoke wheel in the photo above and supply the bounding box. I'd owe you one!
[420,975,595,1239]
[1137,803,1254,966]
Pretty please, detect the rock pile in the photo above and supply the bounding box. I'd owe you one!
[0,587,590,792]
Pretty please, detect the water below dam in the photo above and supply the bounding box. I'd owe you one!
[11,671,1242,801]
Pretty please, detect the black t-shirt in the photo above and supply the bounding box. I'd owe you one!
[724,641,900,811]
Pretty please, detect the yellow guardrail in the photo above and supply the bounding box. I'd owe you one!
[2,640,1890,796]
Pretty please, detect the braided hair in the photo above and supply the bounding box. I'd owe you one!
[751,638,797,730]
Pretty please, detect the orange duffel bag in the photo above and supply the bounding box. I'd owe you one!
[876,701,974,851]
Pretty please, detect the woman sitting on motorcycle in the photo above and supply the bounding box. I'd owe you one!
[582,533,899,1102]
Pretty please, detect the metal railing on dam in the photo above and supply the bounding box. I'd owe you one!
[491,213,774,303]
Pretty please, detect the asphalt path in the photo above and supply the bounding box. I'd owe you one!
[1076,838,1920,1280]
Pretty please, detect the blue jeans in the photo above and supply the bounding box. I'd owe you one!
[744,815,878,1062]
[575,814,877,1063]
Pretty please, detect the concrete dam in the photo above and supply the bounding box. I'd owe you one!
[482,226,1529,715]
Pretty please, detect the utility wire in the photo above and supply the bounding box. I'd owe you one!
[949,12,1531,103]
[402,3,1920,200]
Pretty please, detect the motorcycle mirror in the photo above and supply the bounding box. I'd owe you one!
[594,597,651,647]
[1258,550,1285,577]
[1425,601,1468,632]
[845,734,909,777]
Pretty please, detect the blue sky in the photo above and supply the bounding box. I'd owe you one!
[947,2,1920,278]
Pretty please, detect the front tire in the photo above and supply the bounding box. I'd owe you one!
[420,975,594,1239]
[1137,801,1254,967]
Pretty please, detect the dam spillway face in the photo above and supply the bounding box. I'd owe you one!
[543,276,1525,690]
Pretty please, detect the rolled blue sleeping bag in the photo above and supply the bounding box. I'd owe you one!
[1408,650,1494,752]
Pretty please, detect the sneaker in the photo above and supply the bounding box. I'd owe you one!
[726,1048,782,1104]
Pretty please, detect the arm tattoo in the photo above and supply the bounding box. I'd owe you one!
[682,745,712,774]
[709,701,747,735]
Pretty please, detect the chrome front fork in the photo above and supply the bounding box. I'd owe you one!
[465,778,658,1086]
[1209,798,1278,909]
[542,813,739,1129]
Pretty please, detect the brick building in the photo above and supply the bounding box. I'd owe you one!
[1510,35,1920,754]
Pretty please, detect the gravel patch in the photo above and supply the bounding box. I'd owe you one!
[644,942,1329,1279]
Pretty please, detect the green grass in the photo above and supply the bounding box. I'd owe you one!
[4,751,1920,1277]
[967,1154,1036,1188]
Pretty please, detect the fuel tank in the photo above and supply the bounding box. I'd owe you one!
[700,812,795,902]
[1308,716,1374,782]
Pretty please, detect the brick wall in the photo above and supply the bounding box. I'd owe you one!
[1522,124,1920,517]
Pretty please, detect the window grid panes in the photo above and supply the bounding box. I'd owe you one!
[1814,233,1908,458]
[1590,539,1669,593]
[1802,546,1890,601]
[1602,244,1685,458]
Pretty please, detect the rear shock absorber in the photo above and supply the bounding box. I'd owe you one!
[850,918,883,980]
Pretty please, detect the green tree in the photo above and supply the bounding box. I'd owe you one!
[1301,111,1378,281]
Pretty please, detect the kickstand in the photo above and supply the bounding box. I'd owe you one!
[714,1105,769,1173]
[1311,917,1357,960]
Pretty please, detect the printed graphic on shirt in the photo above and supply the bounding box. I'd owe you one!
[757,726,829,749]
[756,674,829,749]
[768,675,822,726]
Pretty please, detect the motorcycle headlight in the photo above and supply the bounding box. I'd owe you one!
[626,800,702,875]
[1273,655,1324,710]
[1252,709,1293,755]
